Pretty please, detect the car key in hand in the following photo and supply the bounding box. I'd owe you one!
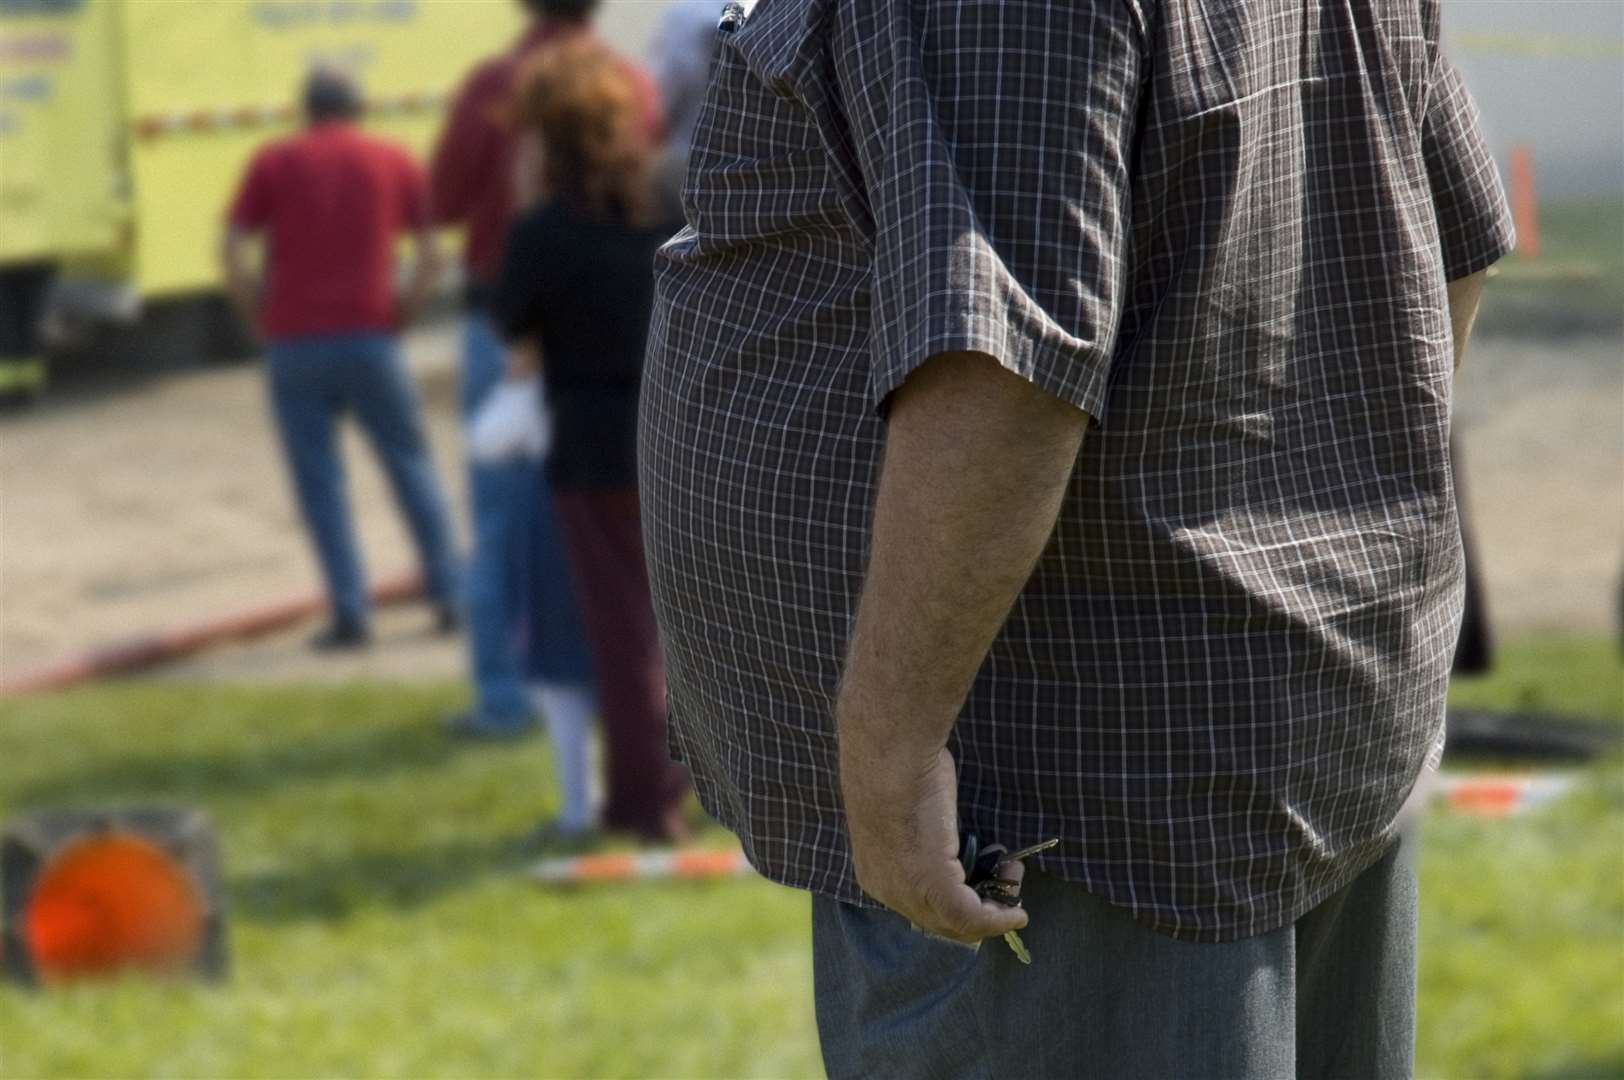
[959,833,1060,965]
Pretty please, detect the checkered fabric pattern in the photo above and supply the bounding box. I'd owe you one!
[640,0,1514,942]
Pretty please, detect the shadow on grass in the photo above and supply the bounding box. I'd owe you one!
[11,716,484,808]
[228,833,536,923]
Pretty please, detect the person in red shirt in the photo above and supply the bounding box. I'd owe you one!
[429,0,634,745]
[223,68,460,651]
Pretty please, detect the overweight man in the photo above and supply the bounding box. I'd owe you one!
[640,0,1513,1075]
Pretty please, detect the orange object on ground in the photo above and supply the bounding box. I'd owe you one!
[25,832,205,980]
[1508,144,1540,259]
[1436,773,1576,817]
[1445,780,1523,816]
[531,847,752,885]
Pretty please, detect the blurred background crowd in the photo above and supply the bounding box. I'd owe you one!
[0,1,1619,1077]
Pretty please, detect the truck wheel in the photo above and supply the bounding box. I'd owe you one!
[125,297,210,372]
[0,262,55,408]
[0,357,47,410]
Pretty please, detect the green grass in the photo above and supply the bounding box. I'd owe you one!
[1447,636,1624,728]
[1419,762,1624,1080]
[0,637,1620,1079]
[1479,196,1624,338]
[0,684,819,1079]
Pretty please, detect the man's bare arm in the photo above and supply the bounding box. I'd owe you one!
[1447,268,1488,371]
[220,225,261,331]
[398,225,444,328]
[836,351,1089,943]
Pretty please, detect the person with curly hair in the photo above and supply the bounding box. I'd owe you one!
[430,0,653,742]
[493,37,691,845]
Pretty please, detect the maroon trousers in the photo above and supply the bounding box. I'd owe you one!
[552,488,690,840]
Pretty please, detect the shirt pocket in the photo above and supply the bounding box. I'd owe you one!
[683,0,866,249]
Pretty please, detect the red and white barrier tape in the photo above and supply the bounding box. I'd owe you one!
[132,93,448,140]
[1434,773,1578,817]
[530,776,1583,887]
[531,848,753,886]
[0,570,422,696]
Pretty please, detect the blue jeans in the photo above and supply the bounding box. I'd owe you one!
[460,315,592,726]
[814,832,1419,1080]
[267,332,459,628]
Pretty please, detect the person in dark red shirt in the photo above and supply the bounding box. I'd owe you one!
[223,68,460,651]
[428,0,625,742]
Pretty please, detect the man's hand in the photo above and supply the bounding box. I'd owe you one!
[506,340,542,380]
[397,225,444,329]
[219,225,262,334]
[841,739,1027,945]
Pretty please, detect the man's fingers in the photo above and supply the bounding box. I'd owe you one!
[922,880,1029,944]
[856,849,1036,945]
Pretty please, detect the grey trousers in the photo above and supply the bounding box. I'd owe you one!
[813,833,1417,1080]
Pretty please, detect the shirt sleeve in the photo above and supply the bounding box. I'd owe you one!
[227,149,275,230]
[492,215,546,342]
[1421,50,1516,280]
[851,0,1148,421]
[429,66,503,226]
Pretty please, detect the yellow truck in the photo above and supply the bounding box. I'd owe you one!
[0,0,532,399]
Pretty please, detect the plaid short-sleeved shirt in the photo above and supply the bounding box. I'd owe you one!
[641,0,1514,942]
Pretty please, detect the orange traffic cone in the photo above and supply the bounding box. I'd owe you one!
[2,808,228,984]
[25,832,206,980]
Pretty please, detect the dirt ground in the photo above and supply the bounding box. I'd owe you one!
[1,325,1620,688]
[0,324,472,686]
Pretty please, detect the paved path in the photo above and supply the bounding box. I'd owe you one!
[0,328,1619,688]
[1,325,469,686]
